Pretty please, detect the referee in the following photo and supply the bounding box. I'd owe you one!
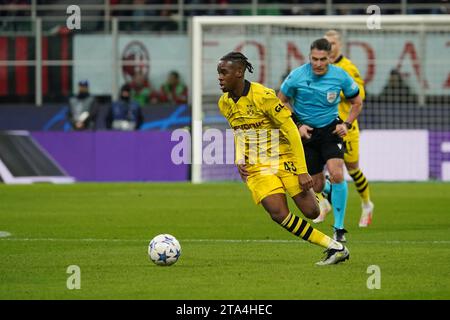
[278,38,363,243]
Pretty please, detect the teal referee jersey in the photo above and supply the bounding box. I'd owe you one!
[280,63,359,128]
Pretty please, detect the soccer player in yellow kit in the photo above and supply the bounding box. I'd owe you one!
[314,30,374,227]
[217,51,349,265]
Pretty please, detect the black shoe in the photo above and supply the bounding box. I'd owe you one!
[333,228,348,243]
[316,245,350,265]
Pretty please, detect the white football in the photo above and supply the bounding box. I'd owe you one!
[148,234,181,266]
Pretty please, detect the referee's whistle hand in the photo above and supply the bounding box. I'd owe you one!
[298,173,314,191]
[332,124,348,137]
[299,125,313,139]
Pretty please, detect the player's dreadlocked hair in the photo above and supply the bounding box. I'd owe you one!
[220,52,254,73]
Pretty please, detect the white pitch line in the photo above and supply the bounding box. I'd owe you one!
[0,238,449,244]
[0,231,11,238]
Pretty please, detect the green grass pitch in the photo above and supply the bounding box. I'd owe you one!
[0,182,449,300]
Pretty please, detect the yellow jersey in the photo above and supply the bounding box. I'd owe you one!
[333,55,365,133]
[218,80,307,174]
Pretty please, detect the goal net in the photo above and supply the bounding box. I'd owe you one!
[191,15,450,183]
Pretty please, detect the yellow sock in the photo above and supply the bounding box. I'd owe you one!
[348,168,371,204]
[281,212,341,249]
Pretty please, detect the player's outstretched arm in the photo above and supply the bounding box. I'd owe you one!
[345,94,363,125]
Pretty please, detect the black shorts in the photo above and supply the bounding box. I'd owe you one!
[302,120,345,175]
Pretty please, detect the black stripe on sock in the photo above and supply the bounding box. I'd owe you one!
[355,177,367,188]
[357,182,369,194]
[287,216,300,232]
[282,213,292,227]
[302,226,314,240]
[351,171,363,181]
[294,219,308,237]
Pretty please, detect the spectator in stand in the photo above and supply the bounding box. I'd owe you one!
[129,72,158,107]
[216,0,238,15]
[257,0,281,15]
[407,0,448,14]
[106,84,144,130]
[379,68,415,103]
[281,0,326,15]
[157,0,178,32]
[0,0,31,31]
[159,71,188,105]
[67,80,99,130]
[131,0,155,31]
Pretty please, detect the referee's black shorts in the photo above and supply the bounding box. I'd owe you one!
[301,119,345,175]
